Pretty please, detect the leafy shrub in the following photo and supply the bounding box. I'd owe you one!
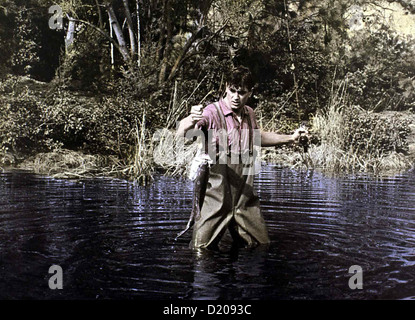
[310,83,413,174]
[342,106,411,156]
[345,29,415,111]
[0,75,147,161]
[0,76,46,157]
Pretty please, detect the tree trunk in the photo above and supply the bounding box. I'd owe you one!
[109,15,114,66]
[156,0,167,63]
[122,0,136,57]
[136,0,141,66]
[158,0,173,84]
[65,17,76,48]
[166,28,203,82]
[68,15,127,65]
[106,2,130,62]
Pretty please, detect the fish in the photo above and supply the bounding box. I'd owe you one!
[175,158,210,241]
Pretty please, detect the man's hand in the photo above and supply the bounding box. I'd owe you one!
[176,105,204,138]
[291,126,309,143]
[190,104,203,125]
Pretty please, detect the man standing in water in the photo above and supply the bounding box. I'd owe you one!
[177,66,305,250]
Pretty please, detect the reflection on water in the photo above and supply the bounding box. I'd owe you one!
[0,166,414,299]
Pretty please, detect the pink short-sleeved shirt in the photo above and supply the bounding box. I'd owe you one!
[197,98,259,154]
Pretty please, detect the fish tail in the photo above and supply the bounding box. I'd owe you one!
[174,212,195,241]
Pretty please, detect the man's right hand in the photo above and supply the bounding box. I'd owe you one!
[190,104,203,125]
[176,105,204,138]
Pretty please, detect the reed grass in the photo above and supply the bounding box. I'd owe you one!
[308,80,413,175]
[165,77,214,129]
[151,77,214,177]
[152,128,199,177]
[0,150,16,167]
[17,112,157,183]
[18,148,106,179]
[262,78,413,175]
[121,112,155,185]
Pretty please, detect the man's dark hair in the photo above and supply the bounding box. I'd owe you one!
[225,66,255,90]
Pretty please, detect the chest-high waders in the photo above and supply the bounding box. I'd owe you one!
[190,103,270,250]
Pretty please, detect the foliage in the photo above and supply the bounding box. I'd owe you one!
[11,8,41,77]
[341,107,410,155]
[0,0,64,81]
[310,80,413,173]
[0,76,46,158]
[0,75,141,158]
[345,28,415,111]
[1,0,415,178]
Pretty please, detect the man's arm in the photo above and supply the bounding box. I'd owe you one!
[176,115,195,138]
[260,129,305,147]
[176,105,203,138]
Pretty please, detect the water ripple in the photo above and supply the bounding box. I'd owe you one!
[1,166,414,299]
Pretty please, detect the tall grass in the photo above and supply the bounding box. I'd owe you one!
[152,78,214,177]
[152,128,199,177]
[165,77,214,129]
[309,79,413,175]
[122,112,155,185]
[261,78,413,175]
[18,149,106,179]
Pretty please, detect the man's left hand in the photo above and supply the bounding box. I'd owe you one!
[291,127,308,143]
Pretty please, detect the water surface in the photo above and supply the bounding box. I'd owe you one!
[1,166,414,299]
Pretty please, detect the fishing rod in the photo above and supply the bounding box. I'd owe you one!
[283,0,301,118]
[299,122,309,153]
[283,0,312,165]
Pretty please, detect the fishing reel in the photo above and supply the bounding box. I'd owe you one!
[299,134,309,152]
[298,124,310,152]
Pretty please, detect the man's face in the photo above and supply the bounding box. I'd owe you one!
[224,84,251,111]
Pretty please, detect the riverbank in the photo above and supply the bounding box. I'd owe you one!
[261,109,415,175]
[2,109,414,180]
[380,110,415,158]
[1,76,414,180]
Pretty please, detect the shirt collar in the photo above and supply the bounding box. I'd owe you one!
[219,98,247,118]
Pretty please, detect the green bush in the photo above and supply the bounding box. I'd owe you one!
[310,91,413,174]
[0,75,147,160]
[0,76,45,157]
[342,106,411,156]
[345,29,415,111]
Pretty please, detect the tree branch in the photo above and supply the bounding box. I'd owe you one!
[167,19,229,82]
[66,14,126,62]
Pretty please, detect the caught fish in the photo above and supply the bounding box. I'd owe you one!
[175,158,210,240]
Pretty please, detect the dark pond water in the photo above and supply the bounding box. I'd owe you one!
[1,165,415,300]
